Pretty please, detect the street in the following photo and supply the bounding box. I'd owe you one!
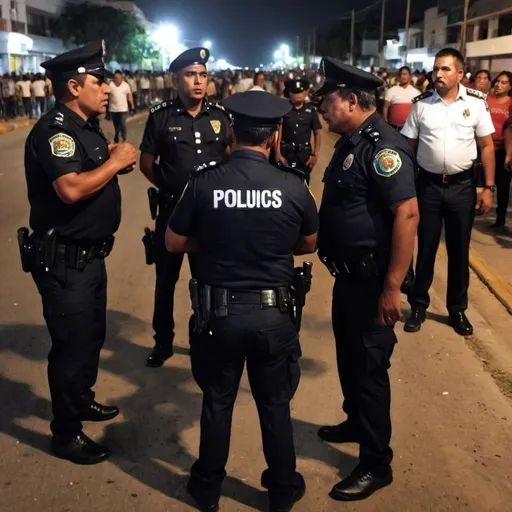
[1,114,512,512]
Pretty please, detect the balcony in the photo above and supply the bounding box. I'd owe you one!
[11,20,26,34]
[467,34,512,58]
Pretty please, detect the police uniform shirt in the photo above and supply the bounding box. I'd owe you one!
[169,150,319,288]
[319,112,416,257]
[25,104,121,242]
[281,104,322,145]
[139,97,231,193]
[401,84,495,174]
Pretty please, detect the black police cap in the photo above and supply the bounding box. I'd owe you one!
[169,47,210,73]
[41,40,113,79]
[284,77,310,94]
[313,57,383,97]
[223,91,292,127]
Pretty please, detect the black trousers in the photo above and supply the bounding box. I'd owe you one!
[111,112,128,142]
[411,173,476,312]
[495,148,510,223]
[282,147,311,184]
[332,275,395,471]
[152,205,195,350]
[31,257,107,439]
[189,306,301,504]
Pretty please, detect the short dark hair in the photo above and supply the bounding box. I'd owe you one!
[399,66,411,75]
[337,88,377,111]
[52,74,87,101]
[233,123,276,146]
[435,48,464,69]
[476,69,491,81]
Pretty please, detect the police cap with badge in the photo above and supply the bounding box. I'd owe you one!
[41,40,113,80]
[169,47,210,73]
[284,77,311,94]
[313,57,383,97]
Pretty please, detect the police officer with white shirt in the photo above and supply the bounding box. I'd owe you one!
[401,48,496,335]
[166,90,318,512]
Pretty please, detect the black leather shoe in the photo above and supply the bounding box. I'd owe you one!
[329,467,393,502]
[146,346,173,368]
[261,470,306,512]
[449,312,473,336]
[404,305,426,333]
[491,219,506,228]
[317,422,360,443]
[186,481,219,512]
[80,401,119,422]
[51,432,110,465]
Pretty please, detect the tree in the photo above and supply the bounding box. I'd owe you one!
[52,2,159,68]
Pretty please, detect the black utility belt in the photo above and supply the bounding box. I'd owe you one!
[281,142,311,152]
[319,250,385,278]
[421,169,472,185]
[227,288,290,307]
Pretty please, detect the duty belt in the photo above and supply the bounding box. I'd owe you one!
[227,288,289,307]
[281,142,311,152]
[319,251,384,278]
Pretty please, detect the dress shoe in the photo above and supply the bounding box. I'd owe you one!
[146,345,173,368]
[329,466,393,502]
[80,401,119,422]
[51,432,110,465]
[449,312,473,336]
[317,421,360,443]
[491,218,506,229]
[404,305,426,333]
[261,470,306,512]
[186,481,219,512]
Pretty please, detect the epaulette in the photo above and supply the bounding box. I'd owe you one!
[49,111,66,128]
[193,159,221,174]
[362,125,381,145]
[412,90,434,104]
[149,100,175,115]
[207,101,232,120]
[275,160,307,182]
[466,88,487,100]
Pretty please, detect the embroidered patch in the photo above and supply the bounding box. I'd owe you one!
[210,120,221,134]
[463,108,470,119]
[168,126,182,132]
[49,133,75,158]
[343,154,354,171]
[373,149,402,177]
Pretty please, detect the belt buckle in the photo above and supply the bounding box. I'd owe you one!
[261,290,276,307]
[442,174,449,184]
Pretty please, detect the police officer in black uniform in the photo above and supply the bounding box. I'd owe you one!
[166,90,318,512]
[276,78,322,184]
[22,41,137,464]
[314,58,419,501]
[139,48,231,368]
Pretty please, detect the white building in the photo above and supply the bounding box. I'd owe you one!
[0,0,67,74]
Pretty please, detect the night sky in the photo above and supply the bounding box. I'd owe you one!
[137,0,438,67]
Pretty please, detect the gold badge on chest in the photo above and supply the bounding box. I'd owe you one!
[210,120,221,134]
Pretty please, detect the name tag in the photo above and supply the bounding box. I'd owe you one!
[213,189,283,209]
[168,126,182,132]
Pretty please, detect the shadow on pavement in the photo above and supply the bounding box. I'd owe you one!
[473,213,512,249]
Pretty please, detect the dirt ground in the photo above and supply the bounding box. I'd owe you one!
[1,115,512,512]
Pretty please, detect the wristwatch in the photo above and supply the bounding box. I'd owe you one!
[483,184,496,192]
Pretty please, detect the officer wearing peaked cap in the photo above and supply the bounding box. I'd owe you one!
[139,47,231,368]
[314,57,419,501]
[276,77,322,184]
[21,40,137,464]
[166,90,319,512]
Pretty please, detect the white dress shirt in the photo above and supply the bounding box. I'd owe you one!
[401,84,495,174]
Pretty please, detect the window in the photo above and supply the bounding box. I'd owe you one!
[27,8,50,36]
[498,13,512,37]
[479,20,489,40]
[447,26,460,44]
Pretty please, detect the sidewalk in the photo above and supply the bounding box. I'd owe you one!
[0,117,33,134]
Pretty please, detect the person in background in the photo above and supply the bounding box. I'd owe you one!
[474,70,492,95]
[487,71,512,228]
[206,74,217,99]
[16,74,32,118]
[109,70,134,143]
[250,71,266,91]
[126,73,138,112]
[140,73,150,108]
[155,72,165,102]
[382,66,419,130]
[31,73,47,117]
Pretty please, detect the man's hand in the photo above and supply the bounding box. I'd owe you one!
[277,155,288,166]
[477,188,493,214]
[378,287,402,326]
[505,153,512,172]
[108,143,117,154]
[110,142,136,170]
[307,155,318,169]
[118,163,136,175]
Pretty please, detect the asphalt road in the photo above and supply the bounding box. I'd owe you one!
[1,113,512,512]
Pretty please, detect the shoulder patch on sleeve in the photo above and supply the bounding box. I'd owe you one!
[412,90,434,103]
[373,149,402,177]
[466,88,487,100]
[149,100,174,115]
[49,133,75,158]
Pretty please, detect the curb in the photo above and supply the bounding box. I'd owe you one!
[439,241,512,315]
[0,120,31,134]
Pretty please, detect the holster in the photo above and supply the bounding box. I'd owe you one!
[17,227,34,273]
[212,288,228,318]
[142,227,154,265]
[291,261,313,331]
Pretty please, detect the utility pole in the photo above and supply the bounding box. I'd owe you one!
[460,0,470,58]
[350,9,355,65]
[312,27,317,69]
[404,0,411,66]
[379,0,386,67]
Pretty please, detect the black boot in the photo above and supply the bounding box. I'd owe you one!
[146,345,174,368]
[317,421,360,443]
[51,432,110,465]
[404,305,426,333]
[186,481,219,512]
[80,401,119,422]
[261,470,306,512]
[449,312,473,336]
[329,466,393,502]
